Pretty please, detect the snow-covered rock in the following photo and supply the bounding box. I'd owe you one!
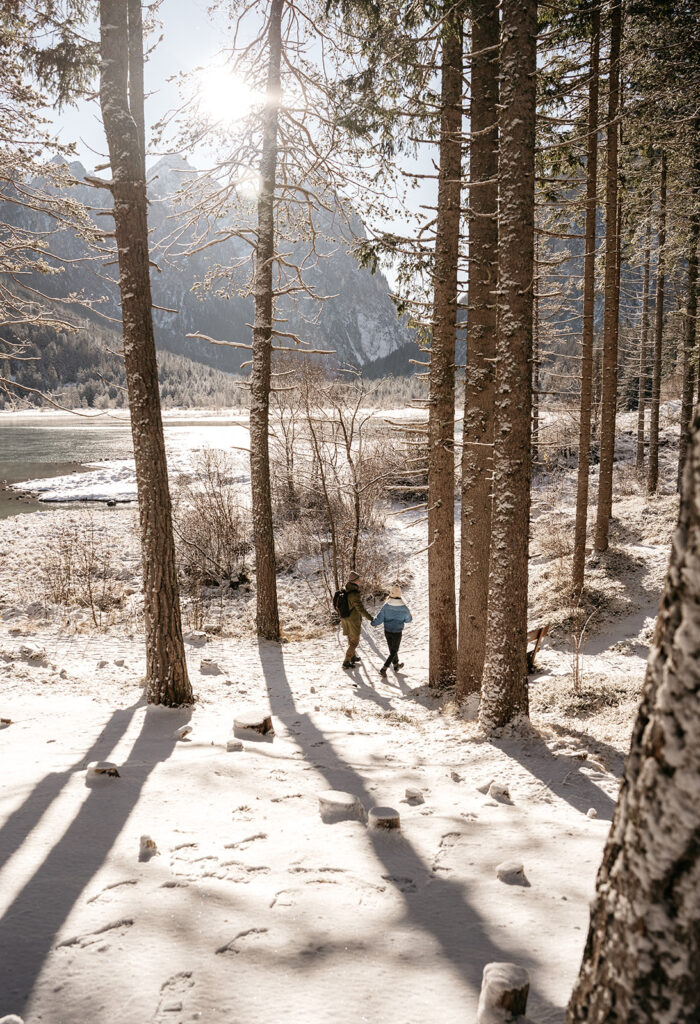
[495,861,527,885]
[86,761,120,780]
[174,725,192,740]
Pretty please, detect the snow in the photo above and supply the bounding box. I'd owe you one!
[0,407,679,1024]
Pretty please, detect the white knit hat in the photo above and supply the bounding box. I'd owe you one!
[389,585,402,599]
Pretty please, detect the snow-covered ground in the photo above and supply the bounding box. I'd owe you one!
[0,406,681,1024]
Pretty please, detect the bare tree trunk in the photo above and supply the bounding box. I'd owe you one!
[98,0,192,707]
[594,0,622,551]
[635,222,651,476]
[532,289,540,467]
[678,208,699,489]
[456,0,498,701]
[647,150,667,496]
[250,0,283,640]
[479,0,537,731]
[567,405,700,1023]
[427,2,462,688]
[572,5,600,599]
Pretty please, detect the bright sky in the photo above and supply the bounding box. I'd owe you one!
[52,0,225,168]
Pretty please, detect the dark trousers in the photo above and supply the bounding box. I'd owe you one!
[383,630,402,669]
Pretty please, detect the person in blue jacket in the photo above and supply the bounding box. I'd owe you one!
[371,585,412,675]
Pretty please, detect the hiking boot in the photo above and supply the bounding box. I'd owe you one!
[379,667,387,676]
[351,654,362,663]
[394,662,404,670]
[342,661,353,669]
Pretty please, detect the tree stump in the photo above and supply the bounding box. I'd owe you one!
[405,787,424,804]
[86,761,120,780]
[477,962,530,1023]
[368,806,400,831]
[318,790,364,824]
[233,712,274,739]
[139,835,158,861]
[0,718,11,729]
[200,658,221,675]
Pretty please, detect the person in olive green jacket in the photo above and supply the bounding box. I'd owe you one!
[341,571,373,668]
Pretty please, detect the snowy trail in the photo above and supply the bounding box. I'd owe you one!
[0,615,619,1024]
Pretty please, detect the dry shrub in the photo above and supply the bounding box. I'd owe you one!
[40,516,121,626]
[174,449,251,587]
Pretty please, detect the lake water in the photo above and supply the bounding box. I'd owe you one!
[0,415,249,519]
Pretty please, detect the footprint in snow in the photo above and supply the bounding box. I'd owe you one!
[216,927,269,955]
[86,878,138,904]
[56,917,134,952]
[154,971,194,1022]
[224,831,268,851]
[381,874,416,893]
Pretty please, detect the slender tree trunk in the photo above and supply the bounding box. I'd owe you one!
[635,222,651,476]
[678,210,699,489]
[98,0,192,706]
[647,150,667,496]
[250,0,283,640]
[427,2,462,688]
[456,0,498,700]
[567,405,700,1023]
[572,5,600,599]
[594,0,622,551]
[532,289,540,466]
[479,0,537,731]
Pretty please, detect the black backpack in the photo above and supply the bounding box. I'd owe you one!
[333,588,351,618]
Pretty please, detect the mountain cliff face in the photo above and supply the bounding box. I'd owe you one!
[2,155,413,376]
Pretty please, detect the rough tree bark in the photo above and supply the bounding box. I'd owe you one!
[99,0,192,706]
[479,0,537,730]
[250,0,283,640]
[647,150,667,496]
[567,404,700,1023]
[456,0,498,701]
[572,4,600,599]
[427,2,462,688]
[594,0,622,551]
[678,209,699,490]
[635,222,651,477]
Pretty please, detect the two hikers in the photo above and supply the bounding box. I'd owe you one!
[335,575,412,674]
[371,585,412,674]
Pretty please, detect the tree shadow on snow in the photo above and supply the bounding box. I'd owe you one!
[257,639,566,1022]
[0,698,191,1017]
[492,730,617,821]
